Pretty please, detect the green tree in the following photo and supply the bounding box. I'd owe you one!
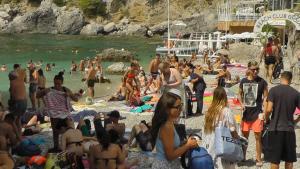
[79,0,106,17]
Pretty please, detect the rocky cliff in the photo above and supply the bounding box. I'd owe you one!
[0,0,219,36]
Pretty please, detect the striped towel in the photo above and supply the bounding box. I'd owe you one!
[44,88,72,119]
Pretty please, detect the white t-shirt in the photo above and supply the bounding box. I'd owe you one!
[202,107,237,169]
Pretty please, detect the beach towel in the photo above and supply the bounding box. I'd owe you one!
[71,110,97,122]
[130,104,153,113]
[44,88,72,119]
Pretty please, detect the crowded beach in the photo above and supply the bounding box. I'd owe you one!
[0,35,300,169]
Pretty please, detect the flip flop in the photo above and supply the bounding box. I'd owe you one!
[256,161,263,167]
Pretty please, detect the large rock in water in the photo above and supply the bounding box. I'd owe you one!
[80,23,104,35]
[106,62,128,74]
[5,4,57,33]
[97,48,134,62]
[57,8,84,34]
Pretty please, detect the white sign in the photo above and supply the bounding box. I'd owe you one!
[268,20,286,26]
[254,11,300,32]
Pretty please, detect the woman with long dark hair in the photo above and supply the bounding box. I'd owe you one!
[151,89,197,169]
[203,87,238,169]
[89,120,125,169]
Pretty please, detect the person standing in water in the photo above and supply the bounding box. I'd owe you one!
[86,64,97,98]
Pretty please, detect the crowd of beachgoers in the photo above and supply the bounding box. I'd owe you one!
[0,36,299,169]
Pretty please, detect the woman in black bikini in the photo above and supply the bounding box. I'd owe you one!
[56,118,84,156]
[89,126,125,169]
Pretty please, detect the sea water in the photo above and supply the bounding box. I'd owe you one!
[0,34,161,105]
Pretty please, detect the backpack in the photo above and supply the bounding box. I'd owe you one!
[13,139,41,157]
[181,134,214,169]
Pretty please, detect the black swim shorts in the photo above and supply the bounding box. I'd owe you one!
[265,56,276,65]
[8,99,27,117]
[87,79,95,88]
[264,131,297,164]
[29,83,37,94]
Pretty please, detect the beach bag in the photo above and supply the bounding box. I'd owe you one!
[214,125,243,162]
[13,139,41,157]
[181,134,214,169]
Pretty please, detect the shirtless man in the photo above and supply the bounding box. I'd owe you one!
[260,37,279,83]
[8,64,27,138]
[86,64,97,98]
[143,54,161,95]
[0,112,19,169]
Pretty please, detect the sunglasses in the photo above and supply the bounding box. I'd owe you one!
[250,68,259,71]
[172,103,183,110]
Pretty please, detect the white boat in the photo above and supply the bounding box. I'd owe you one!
[155,32,227,57]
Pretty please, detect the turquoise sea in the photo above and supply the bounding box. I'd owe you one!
[0,34,161,104]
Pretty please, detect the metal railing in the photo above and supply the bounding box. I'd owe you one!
[218,13,262,21]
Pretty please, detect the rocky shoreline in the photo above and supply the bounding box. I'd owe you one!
[0,0,218,37]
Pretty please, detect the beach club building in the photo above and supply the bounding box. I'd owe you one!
[217,0,300,37]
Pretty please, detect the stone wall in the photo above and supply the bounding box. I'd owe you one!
[287,29,300,69]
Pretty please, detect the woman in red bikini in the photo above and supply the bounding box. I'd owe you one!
[123,63,139,105]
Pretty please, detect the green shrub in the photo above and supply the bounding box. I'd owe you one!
[79,0,106,17]
[110,0,126,13]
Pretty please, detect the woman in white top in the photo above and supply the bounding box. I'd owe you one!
[158,62,182,92]
[202,87,239,169]
[158,62,188,116]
